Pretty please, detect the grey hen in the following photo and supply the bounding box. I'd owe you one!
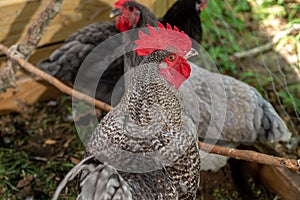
[183,61,291,170]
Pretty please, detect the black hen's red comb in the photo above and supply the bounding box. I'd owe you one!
[134,22,192,57]
[114,0,134,8]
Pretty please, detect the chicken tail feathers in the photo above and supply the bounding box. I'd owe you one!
[53,155,132,200]
[256,94,291,143]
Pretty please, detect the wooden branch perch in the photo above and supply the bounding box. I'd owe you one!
[0,43,112,112]
[18,0,63,59]
[199,141,300,172]
[232,24,300,59]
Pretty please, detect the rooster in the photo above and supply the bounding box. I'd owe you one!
[53,23,200,200]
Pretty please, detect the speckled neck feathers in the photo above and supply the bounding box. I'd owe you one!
[120,63,183,128]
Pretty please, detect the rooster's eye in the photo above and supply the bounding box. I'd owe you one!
[128,5,134,12]
[167,54,176,61]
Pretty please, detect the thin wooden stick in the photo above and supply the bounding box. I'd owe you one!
[199,141,300,172]
[0,43,112,112]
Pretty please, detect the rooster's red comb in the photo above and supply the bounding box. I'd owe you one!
[114,0,134,8]
[134,22,192,57]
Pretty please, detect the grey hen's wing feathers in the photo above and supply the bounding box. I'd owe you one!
[187,63,291,143]
[186,63,291,171]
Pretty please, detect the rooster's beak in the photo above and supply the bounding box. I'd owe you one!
[110,8,122,18]
[183,48,198,59]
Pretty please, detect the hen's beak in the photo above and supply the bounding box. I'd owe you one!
[183,48,198,59]
[110,8,122,18]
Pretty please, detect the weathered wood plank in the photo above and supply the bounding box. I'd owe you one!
[0,0,167,51]
[240,161,300,200]
[0,0,113,49]
[0,77,62,113]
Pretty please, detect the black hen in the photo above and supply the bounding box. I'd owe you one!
[38,0,157,105]
[38,0,206,104]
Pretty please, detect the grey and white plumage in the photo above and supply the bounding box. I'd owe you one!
[53,50,201,199]
[53,156,133,200]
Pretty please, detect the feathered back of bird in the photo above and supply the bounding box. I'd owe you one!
[160,0,208,43]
